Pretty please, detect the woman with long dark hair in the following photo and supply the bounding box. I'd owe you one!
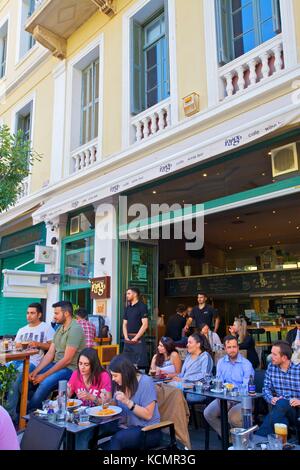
[149,336,181,375]
[168,333,213,382]
[103,355,161,450]
[67,348,112,406]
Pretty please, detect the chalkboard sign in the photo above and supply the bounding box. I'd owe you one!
[165,269,300,297]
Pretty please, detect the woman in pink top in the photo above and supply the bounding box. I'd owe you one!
[0,406,20,450]
[68,348,112,407]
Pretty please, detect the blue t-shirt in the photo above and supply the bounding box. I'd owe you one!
[116,374,160,427]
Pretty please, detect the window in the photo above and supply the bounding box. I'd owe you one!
[0,21,8,79]
[131,10,170,114]
[16,101,33,168]
[215,0,281,65]
[81,59,99,145]
[19,0,37,60]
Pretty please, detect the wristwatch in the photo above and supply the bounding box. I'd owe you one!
[129,401,136,411]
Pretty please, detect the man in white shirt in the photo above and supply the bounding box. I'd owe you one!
[6,303,55,423]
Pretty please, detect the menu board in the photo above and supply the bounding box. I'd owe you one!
[165,269,300,297]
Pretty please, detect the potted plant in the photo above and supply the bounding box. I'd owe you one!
[0,363,18,409]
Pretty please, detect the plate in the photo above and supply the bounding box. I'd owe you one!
[210,388,224,393]
[66,399,82,410]
[86,405,122,418]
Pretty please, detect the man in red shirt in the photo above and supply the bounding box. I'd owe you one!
[76,308,96,348]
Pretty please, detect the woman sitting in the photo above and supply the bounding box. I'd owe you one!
[149,336,182,376]
[67,348,112,450]
[229,318,259,369]
[198,323,222,352]
[104,355,161,450]
[68,347,112,406]
[168,333,214,382]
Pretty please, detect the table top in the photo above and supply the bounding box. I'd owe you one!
[247,325,295,332]
[0,349,38,362]
[24,413,121,435]
[187,389,263,402]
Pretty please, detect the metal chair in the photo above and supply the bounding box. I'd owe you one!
[20,415,65,450]
[141,421,178,450]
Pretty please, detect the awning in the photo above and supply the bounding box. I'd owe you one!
[32,91,300,224]
[0,201,43,232]
[2,269,47,299]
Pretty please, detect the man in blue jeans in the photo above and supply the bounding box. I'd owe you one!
[256,340,300,436]
[27,301,86,412]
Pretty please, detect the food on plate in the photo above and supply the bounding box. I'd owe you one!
[67,401,75,407]
[96,408,115,416]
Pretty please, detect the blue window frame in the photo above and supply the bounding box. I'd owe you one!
[215,0,281,65]
[131,11,170,115]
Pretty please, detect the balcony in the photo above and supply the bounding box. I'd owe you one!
[218,35,285,101]
[131,98,172,145]
[25,0,116,59]
[71,138,98,173]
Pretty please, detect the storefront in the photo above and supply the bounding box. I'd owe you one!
[60,207,95,312]
[118,128,300,342]
[0,223,46,335]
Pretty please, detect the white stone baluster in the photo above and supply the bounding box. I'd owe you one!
[143,117,150,139]
[165,106,171,128]
[237,65,245,92]
[248,59,257,87]
[150,113,157,135]
[157,108,165,133]
[224,72,234,97]
[92,145,97,163]
[273,44,283,72]
[74,155,80,172]
[261,51,270,79]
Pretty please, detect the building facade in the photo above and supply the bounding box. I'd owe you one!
[1,0,300,353]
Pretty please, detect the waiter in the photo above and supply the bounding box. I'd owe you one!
[185,292,220,333]
[122,287,149,368]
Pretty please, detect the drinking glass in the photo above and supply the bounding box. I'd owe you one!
[274,423,287,445]
[78,409,90,426]
[267,433,283,450]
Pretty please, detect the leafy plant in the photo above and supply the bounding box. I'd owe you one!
[0,363,18,408]
[0,124,41,212]
[72,304,80,319]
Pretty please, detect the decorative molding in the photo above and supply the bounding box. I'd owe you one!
[91,0,116,17]
[33,25,66,59]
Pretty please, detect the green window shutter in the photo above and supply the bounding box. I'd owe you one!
[215,0,233,65]
[272,0,282,33]
[131,20,144,115]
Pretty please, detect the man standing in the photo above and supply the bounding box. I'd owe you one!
[6,303,55,422]
[204,335,254,437]
[256,341,300,436]
[28,301,86,411]
[185,292,220,333]
[165,304,187,343]
[76,308,96,347]
[122,287,148,368]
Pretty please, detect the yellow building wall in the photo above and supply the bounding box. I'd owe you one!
[293,0,300,63]
[175,0,208,121]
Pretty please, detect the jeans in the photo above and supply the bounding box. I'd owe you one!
[256,399,297,436]
[28,363,73,412]
[105,426,161,450]
[6,361,36,423]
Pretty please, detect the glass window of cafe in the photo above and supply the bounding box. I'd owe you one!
[61,208,95,311]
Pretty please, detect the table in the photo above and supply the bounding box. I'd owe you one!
[187,389,262,450]
[229,434,300,451]
[1,349,38,430]
[23,413,121,450]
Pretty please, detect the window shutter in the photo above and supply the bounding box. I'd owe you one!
[130,20,144,115]
[215,0,233,65]
[272,0,281,34]
[164,0,171,96]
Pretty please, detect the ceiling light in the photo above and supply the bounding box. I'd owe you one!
[152,190,157,194]
[249,244,253,248]
[268,152,272,156]
[228,246,233,250]
[277,241,281,244]
[272,211,276,214]
[261,173,266,176]
[268,233,272,237]
[297,227,300,230]
[288,221,292,224]
[203,173,208,177]
[254,226,257,229]
[236,216,240,220]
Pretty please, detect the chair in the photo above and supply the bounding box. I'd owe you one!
[20,415,65,450]
[94,344,119,367]
[141,421,178,450]
[249,329,272,368]
[94,337,112,345]
[253,369,268,424]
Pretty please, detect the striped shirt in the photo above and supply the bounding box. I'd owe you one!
[76,319,96,348]
[262,362,300,404]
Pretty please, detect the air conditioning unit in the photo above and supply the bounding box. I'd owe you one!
[271,143,299,177]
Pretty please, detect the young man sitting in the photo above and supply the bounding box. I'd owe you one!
[256,340,300,436]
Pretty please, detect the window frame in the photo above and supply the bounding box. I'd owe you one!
[0,19,8,79]
[80,59,100,146]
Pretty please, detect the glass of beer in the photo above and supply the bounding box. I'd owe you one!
[274,423,288,445]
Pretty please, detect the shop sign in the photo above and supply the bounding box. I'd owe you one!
[90,276,111,299]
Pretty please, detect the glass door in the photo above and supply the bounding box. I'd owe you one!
[119,240,159,361]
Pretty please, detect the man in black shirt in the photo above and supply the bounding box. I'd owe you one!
[122,287,149,368]
[185,292,220,333]
[165,304,187,342]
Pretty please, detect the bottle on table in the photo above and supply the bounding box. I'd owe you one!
[248,375,256,396]
[57,380,67,422]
